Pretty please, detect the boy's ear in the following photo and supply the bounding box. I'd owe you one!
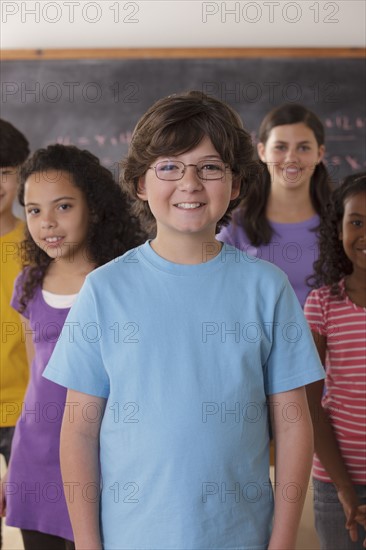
[257,142,266,163]
[136,176,148,201]
[230,176,241,201]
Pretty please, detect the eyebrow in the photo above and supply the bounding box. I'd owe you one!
[164,154,222,160]
[348,212,366,217]
[274,140,312,145]
[25,196,76,207]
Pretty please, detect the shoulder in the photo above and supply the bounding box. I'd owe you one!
[307,284,331,300]
[13,266,31,290]
[1,219,25,243]
[221,243,289,295]
[305,285,330,311]
[11,267,40,317]
[86,244,144,287]
[306,283,342,307]
[304,284,336,332]
[222,243,286,275]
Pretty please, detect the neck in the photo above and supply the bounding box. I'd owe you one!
[344,272,366,308]
[48,254,96,276]
[346,271,366,291]
[151,234,222,265]
[44,254,96,294]
[267,186,315,223]
[0,212,18,236]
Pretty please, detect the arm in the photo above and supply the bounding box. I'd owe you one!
[307,331,364,543]
[60,389,106,550]
[268,386,313,550]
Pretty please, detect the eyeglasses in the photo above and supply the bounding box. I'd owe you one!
[148,160,229,181]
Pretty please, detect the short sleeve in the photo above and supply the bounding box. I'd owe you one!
[10,270,29,319]
[43,277,110,398]
[304,289,326,336]
[264,280,324,395]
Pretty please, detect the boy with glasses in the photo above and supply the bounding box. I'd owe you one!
[44,91,324,550]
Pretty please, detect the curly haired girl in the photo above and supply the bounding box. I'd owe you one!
[0,144,144,550]
[304,172,366,549]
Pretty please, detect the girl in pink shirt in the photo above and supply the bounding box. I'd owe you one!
[304,172,366,549]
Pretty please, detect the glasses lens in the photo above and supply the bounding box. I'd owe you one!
[155,161,184,180]
[197,160,226,180]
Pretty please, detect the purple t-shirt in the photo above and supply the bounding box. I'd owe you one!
[7,273,73,541]
[217,211,319,307]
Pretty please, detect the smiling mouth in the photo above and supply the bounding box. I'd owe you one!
[175,202,204,209]
[283,166,302,175]
[45,236,64,243]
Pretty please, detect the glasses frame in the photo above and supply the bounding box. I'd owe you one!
[148,159,230,182]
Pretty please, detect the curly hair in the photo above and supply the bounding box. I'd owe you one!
[121,90,260,235]
[235,103,333,246]
[308,171,366,296]
[18,144,145,311]
[0,119,29,167]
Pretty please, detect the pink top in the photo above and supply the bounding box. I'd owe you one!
[304,280,366,484]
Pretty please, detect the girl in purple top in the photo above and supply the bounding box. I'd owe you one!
[0,144,144,550]
[218,103,333,306]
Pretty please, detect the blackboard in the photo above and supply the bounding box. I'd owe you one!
[1,49,365,183]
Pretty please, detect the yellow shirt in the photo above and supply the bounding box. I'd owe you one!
[0,220,29,427]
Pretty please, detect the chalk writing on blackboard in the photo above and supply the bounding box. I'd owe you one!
[2,56,365,184]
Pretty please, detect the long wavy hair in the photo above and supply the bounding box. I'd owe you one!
[235,103,333,246]
[308,171,366,296]
[121,90,260,235]
[18,144,145,311]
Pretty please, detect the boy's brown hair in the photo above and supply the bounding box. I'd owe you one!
[121,91,258,234]
[0,119,30,167]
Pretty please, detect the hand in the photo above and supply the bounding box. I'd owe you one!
[337,485,364,544]
[354,505,366,548]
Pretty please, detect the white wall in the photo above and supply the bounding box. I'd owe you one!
[1,0,365,49]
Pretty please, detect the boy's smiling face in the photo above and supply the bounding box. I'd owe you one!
[137,136,239,247]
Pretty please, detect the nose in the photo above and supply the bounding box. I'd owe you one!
[176,165,203,191]
[41,216,56,229]
[284,147,299,164]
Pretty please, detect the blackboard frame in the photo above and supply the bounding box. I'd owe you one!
[2,47,365,59]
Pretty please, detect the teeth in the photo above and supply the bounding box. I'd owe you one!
[176,203,202,209]
[45,237,62,243]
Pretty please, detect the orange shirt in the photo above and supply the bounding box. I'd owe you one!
[0,220,29,427]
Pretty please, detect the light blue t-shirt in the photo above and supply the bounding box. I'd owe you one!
[44,242,324,550]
